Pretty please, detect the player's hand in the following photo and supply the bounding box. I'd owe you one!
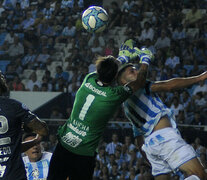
[117,39,139,64]
[136,48,154,65]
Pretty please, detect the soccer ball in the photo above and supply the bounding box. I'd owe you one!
[82,6,109,33]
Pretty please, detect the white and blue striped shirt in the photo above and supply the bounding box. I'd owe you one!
[23,152,52,180]
[124,81,177,137]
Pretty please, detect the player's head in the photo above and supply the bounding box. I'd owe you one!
[23,133,42,162]
[0,71,8,96]
[117,63,138,85]
[96,55,118,84]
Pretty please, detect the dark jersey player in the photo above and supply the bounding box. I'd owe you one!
[0,71,48,180]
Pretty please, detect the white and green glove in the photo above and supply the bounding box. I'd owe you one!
[117,39,139,64]
[117,39,154,65]
[135,47,154,66]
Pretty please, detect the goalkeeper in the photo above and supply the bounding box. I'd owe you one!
[47,40,153,180]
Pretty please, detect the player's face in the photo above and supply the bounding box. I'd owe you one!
[121,66,138,84]
[25,136,42,162]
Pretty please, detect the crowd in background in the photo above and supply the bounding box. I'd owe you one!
[0,0,207,179]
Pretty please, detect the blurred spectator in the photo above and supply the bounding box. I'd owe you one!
[96,146,108,165]
[8,35,24,57]
[36,47,50,68]
[108,1,122,29]
[123,135,135,153]
[50,106,64,119]
[193,40,207,65]
[48,134,58,152]
[193,92,207,113]
[4,29,16,44]
[58,20,76,42]
[194,137,205,157]
[121,0,135,13]
[41,76,52,91]
[172,25,186,40]
[20,0,29,10]
[26,72,41,91]
[165,49,180,69]
[139,22,154,42]
[54,77,67,92]
[106,133,122,155]
[192,80,207,96]
[183,4,203,28]
[99,165,109,180]
[119,161,129,179]
[21,11,35,30]
[21,48,37,68]
[109,162,120,180]
[143,38,156,55]
[107,154,116,174]
[170,97,184,118]
[37,19,55,37]
[4,64,18,83]
[0,2,5,16]
[22,133,52,180]
[42,2,54,19]
[93,160,101,179]
[191,111,205,125]
[177,110,186,124]
[128,167,136,180]
[121,144,131,163]
[23,28,39,49]
[91,38,103,54]
[154,30,171,50]
[55,65,69,81]
[88,34,105,47]
[11,75,25,91]
[114,148,124,168]
[104,38,118,56]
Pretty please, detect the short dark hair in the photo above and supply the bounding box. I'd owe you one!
[96,56,118,83]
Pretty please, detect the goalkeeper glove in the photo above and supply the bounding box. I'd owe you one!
[135,47,154,65]
[117,39,139,64]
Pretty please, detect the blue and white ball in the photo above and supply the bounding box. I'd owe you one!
[82,6,109,33]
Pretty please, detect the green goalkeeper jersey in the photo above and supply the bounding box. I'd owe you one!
[58,72,132,156]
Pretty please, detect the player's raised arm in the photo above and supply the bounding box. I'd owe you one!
[24,117,49,136]
[117,46,154,92]
[151,71,207,92]
[22,117,48,152]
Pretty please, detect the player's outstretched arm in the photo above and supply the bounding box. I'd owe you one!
[21,118,48,152]
[24,117,49,136]
[151,71,207,92]
[21,134,42,152]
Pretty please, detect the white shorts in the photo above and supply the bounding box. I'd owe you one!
[142,127,197,176]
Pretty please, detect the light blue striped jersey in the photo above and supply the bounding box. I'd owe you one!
[23,152,52,180]
[123,81,177,137]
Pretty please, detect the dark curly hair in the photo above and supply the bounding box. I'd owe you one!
[96,55,118,84]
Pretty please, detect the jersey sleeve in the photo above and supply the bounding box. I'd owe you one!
[132,125,144,137]
[13,100,37,124]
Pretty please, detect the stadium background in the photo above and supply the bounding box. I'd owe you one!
[0,0,207,179]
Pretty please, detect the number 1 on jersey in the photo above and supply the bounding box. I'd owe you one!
[79,94,95,120]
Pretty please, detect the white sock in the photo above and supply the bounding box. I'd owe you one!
[184,175,200,180]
